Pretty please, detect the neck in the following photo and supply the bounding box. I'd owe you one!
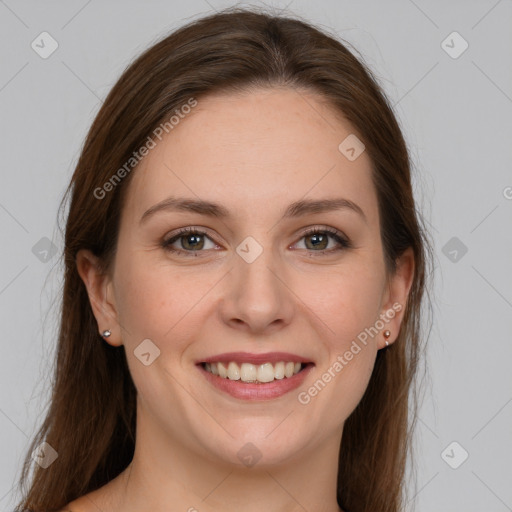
[108,403,344,512]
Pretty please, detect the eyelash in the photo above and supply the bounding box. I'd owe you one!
[161,226,352,257]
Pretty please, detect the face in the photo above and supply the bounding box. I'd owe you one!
[78,87,413,469]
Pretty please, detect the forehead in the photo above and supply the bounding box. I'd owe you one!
[122,87,378,227]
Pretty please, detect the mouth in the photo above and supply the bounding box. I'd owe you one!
[199,360,313,383]
[195,352,314,400]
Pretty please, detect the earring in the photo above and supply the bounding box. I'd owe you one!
[101,329,111,338]
[383,330,391,347]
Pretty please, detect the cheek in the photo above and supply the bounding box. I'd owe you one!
[294,262,382,410]
[113,254,215,347]
[112,257,207,396]
[299,262,385,343]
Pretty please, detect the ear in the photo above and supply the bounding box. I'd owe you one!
[76,249,123,347]
[379,247,415,349]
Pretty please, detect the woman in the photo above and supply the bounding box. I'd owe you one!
[16,6,432,512]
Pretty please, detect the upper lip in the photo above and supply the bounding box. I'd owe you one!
[198,352,313,365]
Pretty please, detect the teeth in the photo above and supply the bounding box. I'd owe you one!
[274,361,285,380]
[218,362,228,378]
[227,361,240,380]
[240,363,257,382]
[204,361,304,383]
[257,363,274,383]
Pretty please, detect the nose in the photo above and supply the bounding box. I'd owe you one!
[218,246,295,335]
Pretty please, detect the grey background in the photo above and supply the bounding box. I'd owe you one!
[1,0,511,511]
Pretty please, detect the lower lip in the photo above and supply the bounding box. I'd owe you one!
[197,363,314,401]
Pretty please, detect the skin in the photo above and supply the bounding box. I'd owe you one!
[71,87,414,512]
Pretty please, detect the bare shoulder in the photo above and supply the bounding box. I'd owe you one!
[59,480,122,512]
[58,494,99,512]
[58,470,126,512]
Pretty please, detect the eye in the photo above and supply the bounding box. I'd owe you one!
[292,226,352,255]
[161,227,218,256]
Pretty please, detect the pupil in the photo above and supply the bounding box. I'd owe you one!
[308,233,327,250]
[184,234,203,250]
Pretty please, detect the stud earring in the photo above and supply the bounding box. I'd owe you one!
[101,329,111,338]
[383,330,391,347]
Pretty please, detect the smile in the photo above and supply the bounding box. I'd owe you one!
[202,361,303,383]
[196,352,315,400]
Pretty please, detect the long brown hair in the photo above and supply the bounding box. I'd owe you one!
[16,6,433,512]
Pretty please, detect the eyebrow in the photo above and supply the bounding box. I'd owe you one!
[140,196,367,225]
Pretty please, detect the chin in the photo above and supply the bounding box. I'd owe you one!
[197,426,311,469]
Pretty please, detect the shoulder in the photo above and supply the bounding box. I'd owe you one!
[57,496,91,512]
[58,469,126,511]
[58,484,117,512]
